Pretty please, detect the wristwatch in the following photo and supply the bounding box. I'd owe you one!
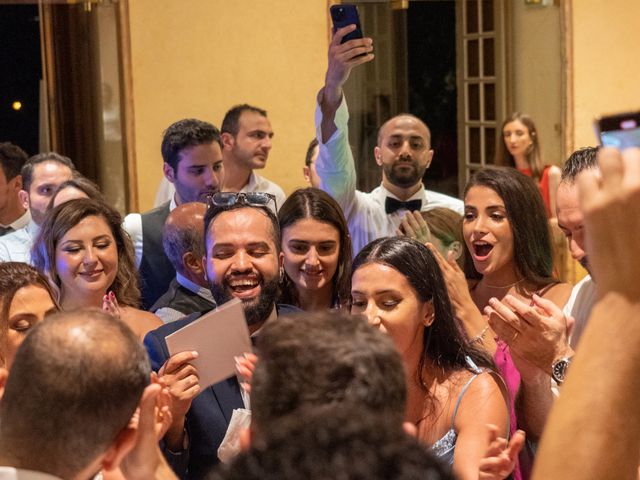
[551,357,572,385]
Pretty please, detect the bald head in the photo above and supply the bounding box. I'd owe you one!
[377,114,431,147]
[0,309,149,479]
[163,202,207,280]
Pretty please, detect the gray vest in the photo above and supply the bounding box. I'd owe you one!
[150,278,215,317]
[139,202,175,310]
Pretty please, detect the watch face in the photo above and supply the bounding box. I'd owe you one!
[553,359,569,383]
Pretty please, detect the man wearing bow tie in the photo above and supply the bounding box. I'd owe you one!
[315,25,463,255]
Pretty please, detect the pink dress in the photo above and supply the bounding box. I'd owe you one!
[494,341,530,480]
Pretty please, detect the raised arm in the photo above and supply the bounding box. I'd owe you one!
[314,25,373,221]
[533,147,640,480]
[318,25,373,143]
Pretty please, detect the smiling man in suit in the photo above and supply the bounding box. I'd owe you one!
[144,193,296,480]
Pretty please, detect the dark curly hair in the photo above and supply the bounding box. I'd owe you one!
[161,118,222,171]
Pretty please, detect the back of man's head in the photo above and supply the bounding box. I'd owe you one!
[250,312,407,437]
[0,309,149,479]
[210,407,452,480]
[221,104,267,137]
[21,152,76,193]
[0,142,28,181]
[561,146,600,184]
[163,202,207,275]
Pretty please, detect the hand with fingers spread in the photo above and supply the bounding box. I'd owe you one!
[485,294,574,375]
[119,383,178,480]
[235,352,258,395]
[397,210,432,244]
[479,425,526,480]
[158,350,200,450]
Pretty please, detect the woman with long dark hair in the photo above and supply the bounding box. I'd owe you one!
[351,236,508,479]
[463,167,571,313]
[278,188,352,311]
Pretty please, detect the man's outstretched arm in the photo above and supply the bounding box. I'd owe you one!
[318,25,373,143]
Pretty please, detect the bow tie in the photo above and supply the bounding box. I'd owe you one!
[385,197,422,214]
[0,225,14,236]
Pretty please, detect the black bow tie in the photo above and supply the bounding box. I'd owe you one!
[385,197,422,214]
[0,225,14,236]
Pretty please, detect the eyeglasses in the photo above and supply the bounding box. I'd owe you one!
[206,192,277,210]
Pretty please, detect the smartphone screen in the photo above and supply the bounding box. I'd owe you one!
[595,111,640,149]
[330,4,364,43]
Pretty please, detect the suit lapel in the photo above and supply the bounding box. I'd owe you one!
[209,376,244,423]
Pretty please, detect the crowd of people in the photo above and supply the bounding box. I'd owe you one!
[0,21,638,480]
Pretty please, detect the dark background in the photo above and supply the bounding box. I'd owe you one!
[0,5,42,156]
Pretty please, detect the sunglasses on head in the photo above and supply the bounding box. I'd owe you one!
[206,192,277,210]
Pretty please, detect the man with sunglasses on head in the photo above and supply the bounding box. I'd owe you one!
[124,118,225,310]
[144,192,298,480]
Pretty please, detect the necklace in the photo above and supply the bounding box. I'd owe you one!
[481,278,525,289]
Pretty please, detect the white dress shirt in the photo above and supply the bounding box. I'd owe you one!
[239,171,286,214]
[314,96,464,255]
[563,274,597,349]
[123,197,177,269]
[0,467,62,480]
[155,272,216,324]
[0,220,40,264]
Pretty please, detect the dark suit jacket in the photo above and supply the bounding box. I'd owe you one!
[144,303,300,480]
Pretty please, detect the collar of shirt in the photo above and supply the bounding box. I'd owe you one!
[175,272,215,303]
[169,196,178,211]
[26,220,40,238]
[239,171,259,193]
[1,210,31,231]
[372,183,427,210]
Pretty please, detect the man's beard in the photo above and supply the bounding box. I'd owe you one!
[383,158,425,188]
[208,275,280,327]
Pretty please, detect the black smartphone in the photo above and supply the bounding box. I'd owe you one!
[594,110,640,149]
[330,4,364,43]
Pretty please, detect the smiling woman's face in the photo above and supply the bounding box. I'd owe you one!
[282,218,340,296]
[54,215,118,300]
[3,284,56,369]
